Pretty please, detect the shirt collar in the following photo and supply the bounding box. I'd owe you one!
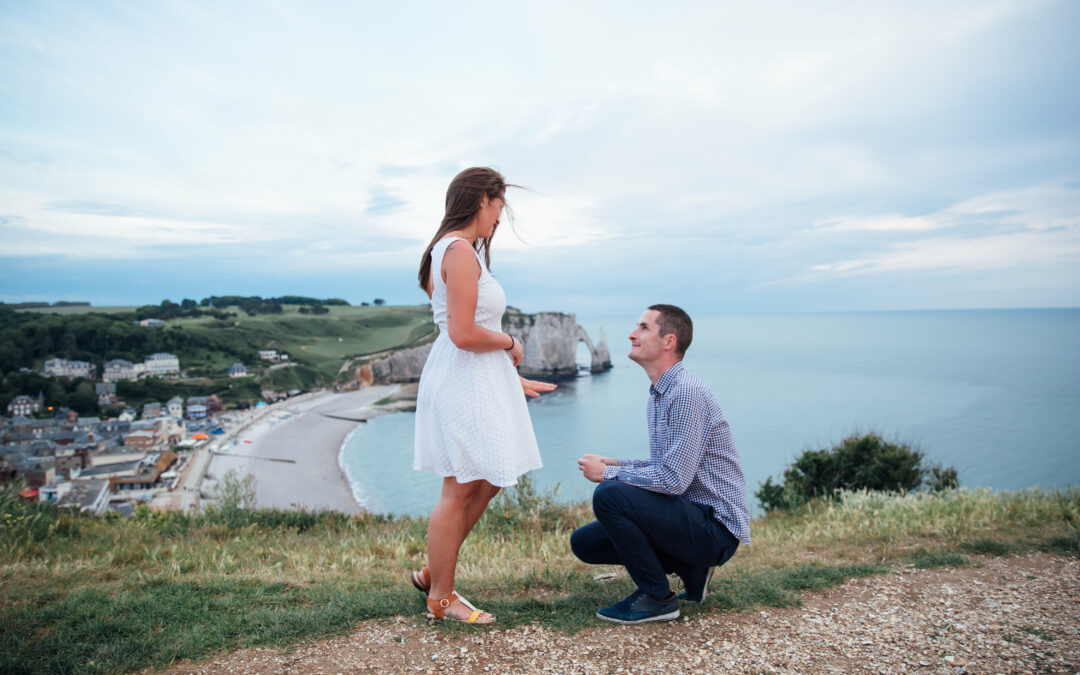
[649,361,684,397]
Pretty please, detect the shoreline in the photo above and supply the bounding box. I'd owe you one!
[338,423,371,512]
[203,385,402,514]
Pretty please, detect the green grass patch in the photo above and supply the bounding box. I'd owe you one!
[0,485,1076,673]
[902,548,971,569]
[961,537,1020,556]
[1039,531,1080,555]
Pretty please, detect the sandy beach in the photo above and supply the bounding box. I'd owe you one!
[204,385,401,514]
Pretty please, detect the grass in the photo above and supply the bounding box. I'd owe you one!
[1,485,1077,673]
[172,304,436,383]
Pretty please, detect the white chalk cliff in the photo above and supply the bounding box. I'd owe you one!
[362,308,612,384]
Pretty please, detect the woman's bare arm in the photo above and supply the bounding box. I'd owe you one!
[442,241,523,364]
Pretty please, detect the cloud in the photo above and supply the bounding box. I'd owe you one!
[45,200,142,217]
[0,1,1077,311]
[363,185,407,216]
[803,183,1080,277]
[812,230,1080,276]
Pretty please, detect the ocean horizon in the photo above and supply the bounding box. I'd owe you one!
[341,308,1080,517]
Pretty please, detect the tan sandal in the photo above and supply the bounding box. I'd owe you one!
[409,567,431,595]
[425,591,495,625]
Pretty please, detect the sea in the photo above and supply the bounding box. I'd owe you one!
[340,309,1080,517]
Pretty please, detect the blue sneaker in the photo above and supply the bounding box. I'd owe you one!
[596,590,680,624]
[676,565,715,602]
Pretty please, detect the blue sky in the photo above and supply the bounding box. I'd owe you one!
[1,1,1078,316]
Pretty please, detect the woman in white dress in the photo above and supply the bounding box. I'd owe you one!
[409,167,556,625]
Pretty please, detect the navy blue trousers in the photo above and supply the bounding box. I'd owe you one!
[570,481,739,601]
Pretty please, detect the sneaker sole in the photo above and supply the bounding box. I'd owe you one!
[676,566,716,603]
[595,609,680,625]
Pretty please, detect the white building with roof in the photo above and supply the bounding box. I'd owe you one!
[43,359,95,379]
[166,396,184,417]
[7,395,40,416]
[143,353,180,377]
[103,359,143,382]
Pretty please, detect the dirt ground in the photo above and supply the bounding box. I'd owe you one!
[156,553,1079,674]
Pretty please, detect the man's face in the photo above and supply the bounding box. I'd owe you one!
[628,309,664,365]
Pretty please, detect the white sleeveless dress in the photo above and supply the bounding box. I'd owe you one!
[413,237,543,486]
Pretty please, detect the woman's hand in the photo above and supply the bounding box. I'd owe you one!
[507,337,524,366]
[520,376,557,398]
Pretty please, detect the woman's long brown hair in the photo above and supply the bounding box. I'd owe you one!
[418,167,513,292]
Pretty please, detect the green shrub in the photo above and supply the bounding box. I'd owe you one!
[756,432,959,512]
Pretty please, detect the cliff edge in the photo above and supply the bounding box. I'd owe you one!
[356,308,612,385]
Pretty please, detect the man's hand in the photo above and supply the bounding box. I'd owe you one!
[520,377,557,398]
[577,453,616,483]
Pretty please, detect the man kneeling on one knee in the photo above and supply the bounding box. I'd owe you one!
[572,304,751,624]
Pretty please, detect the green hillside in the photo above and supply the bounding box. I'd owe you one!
[0,302,435,411]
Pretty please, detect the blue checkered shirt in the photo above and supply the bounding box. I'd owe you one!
[601,361,751,544]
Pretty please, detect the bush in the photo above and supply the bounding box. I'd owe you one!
[481,473,579,534]
[756,432,959,512]
[204,468,259,527]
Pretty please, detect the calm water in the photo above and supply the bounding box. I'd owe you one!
[341,309,1080,517]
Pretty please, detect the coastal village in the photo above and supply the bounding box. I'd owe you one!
[1,347,294,516]
[1,301,612,520]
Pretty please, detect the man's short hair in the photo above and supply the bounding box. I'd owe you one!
[648,304,693,359]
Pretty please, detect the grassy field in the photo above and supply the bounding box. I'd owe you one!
[171,304,436,382]
[12,303,435,390]
[1,485,1077,674]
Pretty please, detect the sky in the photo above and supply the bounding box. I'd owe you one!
[1,0,1078,317]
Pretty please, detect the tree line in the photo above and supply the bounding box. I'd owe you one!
[135,295,350,320]
[0,305,261,378]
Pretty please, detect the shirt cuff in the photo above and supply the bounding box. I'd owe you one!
[602,465,620,481]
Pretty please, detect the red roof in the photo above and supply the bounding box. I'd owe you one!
[19,488,39,500]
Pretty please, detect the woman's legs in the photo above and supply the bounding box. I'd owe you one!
[461,480,500,540]
[426,477,500,617]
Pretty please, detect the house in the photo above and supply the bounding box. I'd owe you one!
[143,353,180,377]
[142,402,162,419]
[123,430,156,451]
[43,359,95,379]
[54,447,89,478]
[157,415,185,445]
[40,479,111,515]
[186,403,207,419]
[166,396,184,417]
[78,452,146,480]
[258,350,279,362]
[95,382,118,407]
[118,407,137,422]
[109,451,178,492]
[138,318,165,327]
[228,362,247,378]
[103,359,143,382]
[7,395,40,417]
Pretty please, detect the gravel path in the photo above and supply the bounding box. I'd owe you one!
[158,553,1079,674]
